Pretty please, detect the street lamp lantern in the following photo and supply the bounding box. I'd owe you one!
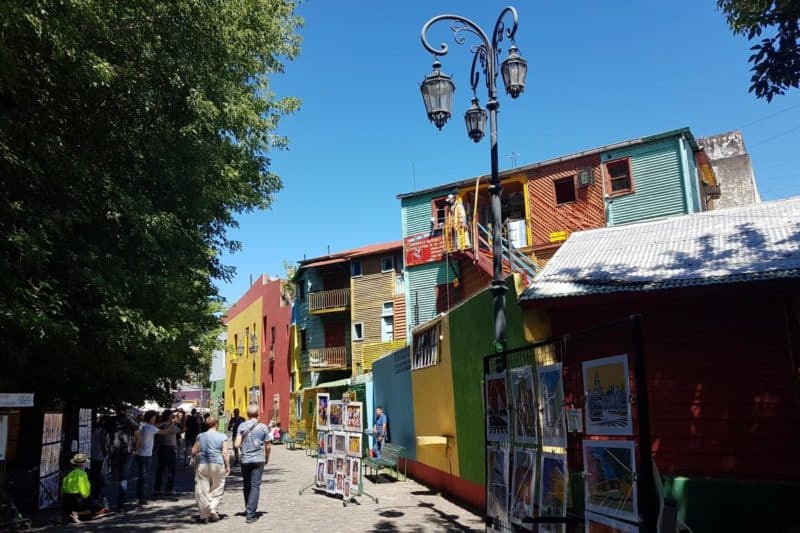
[464,98,487,143]
[236,340,244,357]
[500,45,527,98]
[249,332,259,354]
[420,60,455,129]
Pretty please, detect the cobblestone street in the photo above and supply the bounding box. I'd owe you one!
[32,443,484,532]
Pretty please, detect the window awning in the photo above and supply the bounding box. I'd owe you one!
[304,377,351,391]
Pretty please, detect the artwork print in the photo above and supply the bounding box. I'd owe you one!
[583,355,633,435]
[539,453,568,526]
[486,446,509,524]
[585,511,639,532]
[343,479,351,499]
[326,458,335,477]
[329,400,343,430]
[316,459,326,487]
[42,413,63,444]
[336,472,345,494]
[510,448,536,530]
[39,443,61,477]
[336,456,345,473]
[326,476,336,494]
[317,431,326,456]
[486,372,510,441]
[38,473,60,510]
[344,401,363,432]
[334,431,347,455]
[347,433,362,457]
[350,458,360,487]
[583,440,638,521]
[316,393,330,430]
[537,363,567,447]
[510,366,537,444]
[326,432,333,455]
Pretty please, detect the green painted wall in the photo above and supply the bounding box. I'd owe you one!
[448,277,526,485]
[210,378,226,427]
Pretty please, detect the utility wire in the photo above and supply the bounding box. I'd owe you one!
[738,104,800,129]
[749,124,800,149]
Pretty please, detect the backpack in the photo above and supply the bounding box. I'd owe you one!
[106,419,135,458]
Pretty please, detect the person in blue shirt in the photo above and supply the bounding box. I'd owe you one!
[372,406,388,458]
[234,404,271,524]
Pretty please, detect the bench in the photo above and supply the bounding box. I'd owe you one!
[287,430,306,450]
[363,443,406,482]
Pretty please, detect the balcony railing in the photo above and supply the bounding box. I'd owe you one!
[307,346,347,370]
[308,288,350,314]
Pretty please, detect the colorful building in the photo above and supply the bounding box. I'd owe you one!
[209,332,226,423]
[224,275,292,427]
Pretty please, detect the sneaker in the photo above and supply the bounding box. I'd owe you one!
[209,513,219,523]
[245,516,258,524]
[69,512,81,524]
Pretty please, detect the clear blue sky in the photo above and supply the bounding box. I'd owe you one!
[217,0,800,304]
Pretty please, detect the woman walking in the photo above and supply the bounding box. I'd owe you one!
[191,415,229,523]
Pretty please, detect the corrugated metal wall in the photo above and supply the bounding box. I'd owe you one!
[372,347,416,460]
[680,137,702,213]
[406,260,460,331]
[605,138,687,226]
[402,192,440,237]
[362,339,406,373]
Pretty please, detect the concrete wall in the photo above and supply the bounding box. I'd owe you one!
[698,130,761,209]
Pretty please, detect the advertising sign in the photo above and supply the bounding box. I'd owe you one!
[404,232,445,267]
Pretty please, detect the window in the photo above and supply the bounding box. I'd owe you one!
[262,316,268,345]
[295,395,303,420]
[381,302,394,342]
[431,197,448,230]
[412,322,440,370]
[298,280,306,301]
[554,176,577,204]
[381,256,394,273]
[351,260,362,277]
[300,329,307,351]
[605,158,634,195]
[271,326,275,345]
[352,322,364,341]
[395,273,405,295]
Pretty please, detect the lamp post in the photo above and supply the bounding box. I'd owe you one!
[420,7,527,351]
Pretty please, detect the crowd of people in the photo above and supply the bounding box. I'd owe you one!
[62,404,277,525]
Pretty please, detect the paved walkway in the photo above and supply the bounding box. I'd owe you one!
[33,444,484,532]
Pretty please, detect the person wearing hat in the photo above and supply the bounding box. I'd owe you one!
[62,453,108,523]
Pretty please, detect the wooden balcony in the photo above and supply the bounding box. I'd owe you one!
[307,346,348,370]
[308,288,350,314]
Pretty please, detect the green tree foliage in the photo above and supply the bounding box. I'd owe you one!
[718,0,800,101]
[0,1,302,407]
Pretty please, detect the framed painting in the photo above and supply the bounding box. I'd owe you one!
[333,431,347,456]
[329,400,343,430]
[316,393,330,431]
[326,457,335,477]
[316,459,326,487]
[486,445,509,524]
[335,456,345,473]
[583,440,638,521]
[585,511,639,532]
[350,457,360,487]
[537,363,567,448]
[326,476,336,495]
[538,453,568,524]
[347,432,362,457]
[486,372,510,442]
[326,431,333,455]
[344,401,363,432]
[343,479,351,499]
[510,447,536,530]
[335,472,345,494]
[583,355,633,436]
[317,431,326,457]
[510,366,537,444]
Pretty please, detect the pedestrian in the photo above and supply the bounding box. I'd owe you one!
[226,408,245,465]
[192,416,230,523]
[270,421,282,443]
[89,416,110,508]
[200,412,211,433]
[135,410,159,505]
[104,411,140,512]
[372,406,388,458]
[234,403,271,524]
[184,409,200,466]
[62,453,109,523]
[153,410,184,496]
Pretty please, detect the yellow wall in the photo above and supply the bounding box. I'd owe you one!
[224,296,263,415]
[289,323,301,392]
[411,317,460,476]
[351,257,396,375]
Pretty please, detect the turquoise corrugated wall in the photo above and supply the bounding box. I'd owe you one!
[604,138,687,226]
[680,137,702,213]
[402,192,440,237]
[405,260,460,332]
[296,269,325,386]
[372,347,416,460]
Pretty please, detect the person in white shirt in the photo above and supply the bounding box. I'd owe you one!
[135,411,159,504]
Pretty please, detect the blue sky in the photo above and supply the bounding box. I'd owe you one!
[217,0,800,304]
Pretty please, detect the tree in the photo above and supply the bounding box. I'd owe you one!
[0,1,302,408]
[718,0,800,101]
[279,259,298,301]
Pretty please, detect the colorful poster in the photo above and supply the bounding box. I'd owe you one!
[0,415,8,462]
[350,458,360,487]
[486,446,509,524]
[404,232,445,267]
[329,400,343,430]
[583,355,633,436]
[333,431,347,456]
[343,479,351,499]
[317,431,326,457]
[326,476,336,494]
[316,459,326,487]
[38,473,60,510]
[347,433,362,457]
[326,458,335,477]
[344,402,363,432]
[326,432,333,455]
[585,511,639,532]
[335,456,345,473]
[583,440,638,521]
[335,472,345,494]
[537,364,567,448]
[538,453,568,527]
[486,372,510,442]
[510,366,537,444]
[316,393,330,431]
[510,448,536,530]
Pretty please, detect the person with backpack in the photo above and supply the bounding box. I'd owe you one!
[234,403,271,524]
[105,411,140,512]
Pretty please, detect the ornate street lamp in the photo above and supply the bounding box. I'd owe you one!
[420,6,527,351]
[249,331,259,354]
[420,60,455,129]
[236,339,244,357]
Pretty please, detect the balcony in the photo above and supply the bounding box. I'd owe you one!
[308,288,350,314]
[307,346,348,370]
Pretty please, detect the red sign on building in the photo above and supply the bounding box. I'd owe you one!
[404,232,445,267]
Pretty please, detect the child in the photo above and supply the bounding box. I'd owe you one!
[62,453,108,523]
[270,422,282,443]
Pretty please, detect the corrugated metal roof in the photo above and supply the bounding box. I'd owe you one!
[298,240,403,269]
[521,196,800,301]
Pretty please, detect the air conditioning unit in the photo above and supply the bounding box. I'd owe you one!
[577,169,593,188]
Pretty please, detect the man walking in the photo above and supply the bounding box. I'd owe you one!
[227,408,245,465]
[184,409,200,466]
[135,411,159,504]
[234,403,270,524]
[372,406,388,458]
[105,411,140,512]
[153,410,183,496]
